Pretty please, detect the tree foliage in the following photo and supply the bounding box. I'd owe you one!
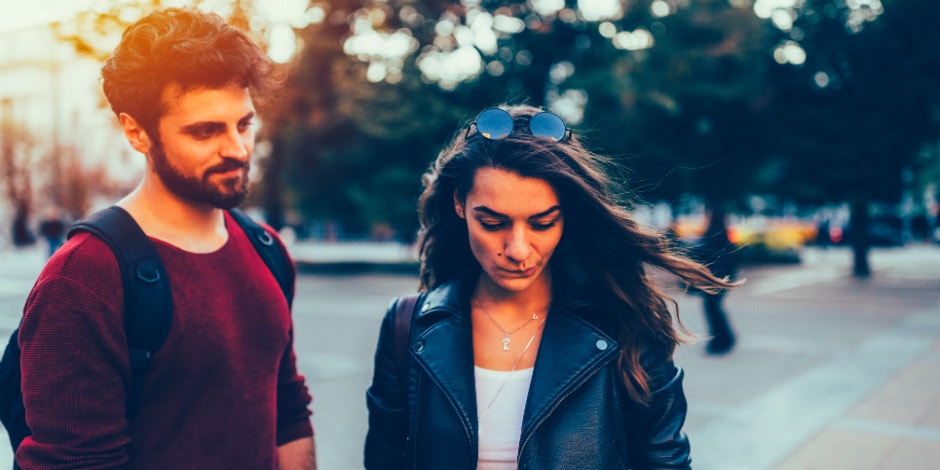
[759,0,940,274]
[45,0,940,254]
[273,0,775,237]
[766,0,940,205]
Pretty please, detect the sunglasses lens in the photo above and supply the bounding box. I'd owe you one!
[529,112,567,141]
[475,108,514,140]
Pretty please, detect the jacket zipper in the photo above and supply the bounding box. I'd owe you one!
[516,366,606,465]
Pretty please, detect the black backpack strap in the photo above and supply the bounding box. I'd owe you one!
[394,295,420,382]
[67,206,172,419]
[227,208,295,308]
[0,327,29,452]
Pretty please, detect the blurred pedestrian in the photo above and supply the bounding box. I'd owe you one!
[10,205,34,248]
[37,207,66,258]
[364,104,736,468]
[15,7,315,469]
[693,207,739,355]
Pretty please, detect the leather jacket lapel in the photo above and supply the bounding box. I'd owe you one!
[521,304,619,441]
[411,283,478,443]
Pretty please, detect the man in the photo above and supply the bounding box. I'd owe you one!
[37,207,66,258]
[16,7,316,468]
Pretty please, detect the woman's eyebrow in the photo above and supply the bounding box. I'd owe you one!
[529,206,562,219]
[471,205,562,218]
[472,206,505,217]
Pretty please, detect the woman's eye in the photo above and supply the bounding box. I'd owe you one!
[531,222,557,231]
[479,221,505,231]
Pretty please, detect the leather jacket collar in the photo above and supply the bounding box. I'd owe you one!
[410,275,621,447]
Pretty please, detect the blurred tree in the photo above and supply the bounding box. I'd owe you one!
[764,0,940,275]
[561,0,773,208]
[274,0,776,238]
[55,147,112,220]
[52,0,265,61]
[1,103,37,246]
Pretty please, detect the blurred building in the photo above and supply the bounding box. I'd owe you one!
[0,20,142,242]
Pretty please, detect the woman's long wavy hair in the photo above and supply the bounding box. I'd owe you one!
[417,104,735,404]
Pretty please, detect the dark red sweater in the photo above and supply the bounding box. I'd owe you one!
[17,212,313,469]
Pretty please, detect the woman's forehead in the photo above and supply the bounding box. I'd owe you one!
[467,167,560,215]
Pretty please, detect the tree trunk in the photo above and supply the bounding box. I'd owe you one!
[259,137,286,231]
[849,199,871,277]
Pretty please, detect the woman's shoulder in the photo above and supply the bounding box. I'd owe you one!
[415,278,468,313]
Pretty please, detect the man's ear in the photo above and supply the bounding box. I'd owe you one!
[453,190,465,219]
[118,113,153,155]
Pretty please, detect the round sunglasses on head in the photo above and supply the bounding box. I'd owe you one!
[466,108,570,142]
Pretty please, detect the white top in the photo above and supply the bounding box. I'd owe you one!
[475,366,534,470]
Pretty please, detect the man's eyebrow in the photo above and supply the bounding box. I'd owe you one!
[180,111,255,133]
[471,205,562,218]
[180,121,224,133]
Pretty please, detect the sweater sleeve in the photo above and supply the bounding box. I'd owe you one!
[275,324,314,445]
[17,262,132,468]
[271,228,314,446]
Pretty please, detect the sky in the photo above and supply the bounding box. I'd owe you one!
[2,1,94,34]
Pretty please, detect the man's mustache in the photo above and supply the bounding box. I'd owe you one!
[205,159,249,176]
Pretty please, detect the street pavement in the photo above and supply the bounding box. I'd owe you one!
[0,242,939,469]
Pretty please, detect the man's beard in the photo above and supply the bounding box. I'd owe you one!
[149,140,250,209]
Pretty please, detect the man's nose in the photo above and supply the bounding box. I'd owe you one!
[221,128,251,160]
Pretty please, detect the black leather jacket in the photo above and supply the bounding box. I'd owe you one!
[364,277,692,469]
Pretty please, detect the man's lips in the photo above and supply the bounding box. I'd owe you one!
[206,163,248,177]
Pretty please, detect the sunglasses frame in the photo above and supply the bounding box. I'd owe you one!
[466,108,571,142]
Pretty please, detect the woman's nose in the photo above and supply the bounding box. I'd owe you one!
[504,227,532,264]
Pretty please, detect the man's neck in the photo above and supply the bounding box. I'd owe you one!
[116,179,230,254]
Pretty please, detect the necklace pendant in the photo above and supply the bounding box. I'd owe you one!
[502,334,511,351]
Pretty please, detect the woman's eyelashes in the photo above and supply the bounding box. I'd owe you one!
[476,217,561,232]
[479,220,505,231]
[531,219,559,231]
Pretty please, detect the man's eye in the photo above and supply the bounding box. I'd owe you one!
[189,127,217,139]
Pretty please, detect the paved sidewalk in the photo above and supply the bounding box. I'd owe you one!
[676,245,940,470]
[1,243,939,469]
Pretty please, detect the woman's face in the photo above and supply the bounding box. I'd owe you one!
[455,167,564,294]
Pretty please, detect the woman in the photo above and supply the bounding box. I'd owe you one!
[365,104,735,469]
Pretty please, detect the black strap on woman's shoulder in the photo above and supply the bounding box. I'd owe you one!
[394,295,420,380]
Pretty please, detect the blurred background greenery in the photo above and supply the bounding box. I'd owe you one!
[2,0,939,276]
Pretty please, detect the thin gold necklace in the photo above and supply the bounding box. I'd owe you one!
[478,316,547,421]
[474,300,542,351]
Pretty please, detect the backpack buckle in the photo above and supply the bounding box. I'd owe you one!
[257,231,274,246]
[136,263,161,284]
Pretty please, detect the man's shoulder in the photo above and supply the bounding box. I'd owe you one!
[25,232,123,318]
[39,231,121,285]
[226,210,294,261]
